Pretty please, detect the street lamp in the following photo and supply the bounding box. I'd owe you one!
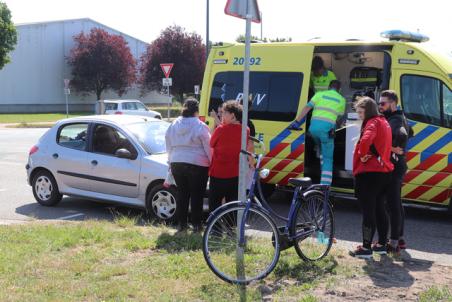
[206,0,210,61]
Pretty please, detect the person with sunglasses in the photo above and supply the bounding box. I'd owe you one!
[378,90,411,255]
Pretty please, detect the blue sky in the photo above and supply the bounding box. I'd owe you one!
[4,0,452,50]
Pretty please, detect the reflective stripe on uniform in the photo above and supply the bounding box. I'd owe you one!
[322,95,341,103]
[315,106,340,115]
[311,117,336,125]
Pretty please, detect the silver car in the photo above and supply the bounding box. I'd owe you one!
[26,115,178,221]
[103,100,162,119]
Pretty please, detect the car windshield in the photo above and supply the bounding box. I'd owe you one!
[125,120,169,154]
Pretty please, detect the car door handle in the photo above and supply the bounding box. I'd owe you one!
[91,160,98,166]
[52,153,58,159]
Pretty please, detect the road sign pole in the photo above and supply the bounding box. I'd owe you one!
[206,0,210,61]
[239,5,251,208]
[64,79,70,118]
[65,94,69,118]
[167,86,171,121]
[236,0,252,289]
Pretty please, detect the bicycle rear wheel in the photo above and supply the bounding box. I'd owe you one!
[291,192,334,261]
[203,205,280,284]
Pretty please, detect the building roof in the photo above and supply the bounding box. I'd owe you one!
[16,18,149,45]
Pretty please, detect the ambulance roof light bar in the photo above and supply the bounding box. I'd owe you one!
[381,30,429,43]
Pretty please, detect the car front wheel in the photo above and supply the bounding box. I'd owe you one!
[147,184,178,223]
[32,170,62,206]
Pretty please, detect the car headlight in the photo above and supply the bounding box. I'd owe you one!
[259,169,270,179]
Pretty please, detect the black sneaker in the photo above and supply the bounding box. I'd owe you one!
[398,239,407,250]
[387,244,401,257]
[372,244,388,255]
[350,246,373,259]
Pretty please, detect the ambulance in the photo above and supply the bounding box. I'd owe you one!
[199,30,452,211]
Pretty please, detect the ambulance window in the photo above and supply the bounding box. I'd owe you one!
[443,85,452,128]
[401,75,442,126]
[209,71,303,122]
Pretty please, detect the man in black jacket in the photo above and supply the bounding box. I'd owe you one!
[378,90,411,254]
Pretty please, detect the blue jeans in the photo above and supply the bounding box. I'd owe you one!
[309,122,334,185]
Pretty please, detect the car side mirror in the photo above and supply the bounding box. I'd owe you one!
[115,148,134,160]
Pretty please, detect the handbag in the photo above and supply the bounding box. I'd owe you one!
[163,168,176,188]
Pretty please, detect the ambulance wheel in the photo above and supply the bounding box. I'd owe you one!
[448,197,452,217]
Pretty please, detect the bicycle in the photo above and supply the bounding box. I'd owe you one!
[202,138,335,284]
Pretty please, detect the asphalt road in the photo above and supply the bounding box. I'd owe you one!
[1,127,451,265]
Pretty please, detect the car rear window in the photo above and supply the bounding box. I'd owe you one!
[57,123,88,151]
[123,102,138,110]
[209,71,303,121]
[105,103,118,111]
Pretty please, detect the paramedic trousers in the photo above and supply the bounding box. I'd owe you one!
[171,163,209,227]
[309,125,334,185]
[355,172,391,249]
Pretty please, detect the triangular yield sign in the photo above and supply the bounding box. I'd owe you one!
[160,63,174,78]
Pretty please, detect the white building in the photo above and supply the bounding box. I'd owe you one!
[0,18,168,113]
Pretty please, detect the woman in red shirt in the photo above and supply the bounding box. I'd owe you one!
[350,97,394,259]
[209,100,249,211]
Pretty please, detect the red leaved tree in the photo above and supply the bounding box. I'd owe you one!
[140,25,206,101]
[67,28,137,100]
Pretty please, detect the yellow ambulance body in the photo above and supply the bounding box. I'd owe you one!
[199,33,452,209]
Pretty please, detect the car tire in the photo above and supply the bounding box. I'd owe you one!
[146,184,178,223]
[32,170,62,206]
[448,197,452,217]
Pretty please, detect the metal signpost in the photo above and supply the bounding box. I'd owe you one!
[160,63,174,121]
[63,79,70,118]
[225,0,261,288]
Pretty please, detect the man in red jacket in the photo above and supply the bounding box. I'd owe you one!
[350,97,394,259]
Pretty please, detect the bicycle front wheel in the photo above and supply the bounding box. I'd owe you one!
[291,192,334,261]
[203,205,280,284]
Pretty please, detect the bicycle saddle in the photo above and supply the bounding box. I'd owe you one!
[288,177,312,188]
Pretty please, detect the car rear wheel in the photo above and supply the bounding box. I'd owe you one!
[32,170,62,206]
[147,184,178,223]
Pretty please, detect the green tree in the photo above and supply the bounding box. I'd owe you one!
[235,35,292,43]
[67,28,137,100]
[0,1,17,70]
[269,37,292,42]
[139,25,206,102]
[235,34,266,42]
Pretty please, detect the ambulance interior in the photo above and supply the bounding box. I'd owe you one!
[304,48,391,188]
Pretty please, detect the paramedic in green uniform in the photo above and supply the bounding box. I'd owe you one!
[289,80,346,185]
[310,56,337,92]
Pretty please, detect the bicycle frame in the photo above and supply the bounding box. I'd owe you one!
[238,151,330,246]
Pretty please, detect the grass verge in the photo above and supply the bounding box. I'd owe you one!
[0,219,351,301]
[0,113,90,124]
[5,122,56,128]
[419,286,452,302]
